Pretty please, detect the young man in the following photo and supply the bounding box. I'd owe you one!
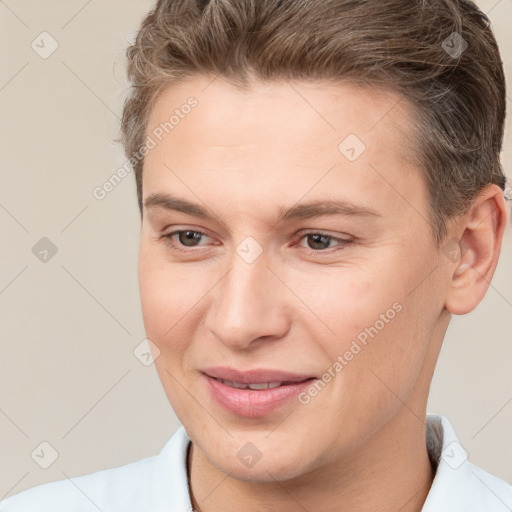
[2,0,510,510]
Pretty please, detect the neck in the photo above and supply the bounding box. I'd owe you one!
[187,406,435,512]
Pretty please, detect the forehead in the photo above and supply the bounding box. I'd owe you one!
[146,76,415,152]
[142,76,426,224]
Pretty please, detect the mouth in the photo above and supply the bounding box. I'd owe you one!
[200,367,318,417]
[210,377,314,390]
[201,366,316,384]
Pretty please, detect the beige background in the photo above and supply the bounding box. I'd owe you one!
[0,0,511,499]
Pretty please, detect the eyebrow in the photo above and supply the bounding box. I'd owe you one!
[144,193,381,223]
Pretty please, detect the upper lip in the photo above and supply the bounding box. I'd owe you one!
[202,366,316,384]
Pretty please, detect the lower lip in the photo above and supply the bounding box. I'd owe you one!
[203,374,316,418]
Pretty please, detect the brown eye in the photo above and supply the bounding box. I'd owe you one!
[305,234,335,250]
[296,231,353,255]
[176,230,204,247]
[162,229,212,252]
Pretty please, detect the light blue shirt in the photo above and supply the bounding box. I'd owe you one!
[1,414,511,511]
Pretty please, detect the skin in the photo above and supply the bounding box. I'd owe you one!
[138,75,508,512]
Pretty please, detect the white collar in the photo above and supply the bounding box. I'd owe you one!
[153,413,512,511]
[422,413,512,511]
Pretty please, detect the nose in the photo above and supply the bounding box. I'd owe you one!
[204,250,291,350]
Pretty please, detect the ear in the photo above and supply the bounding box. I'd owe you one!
[444,184,509,315]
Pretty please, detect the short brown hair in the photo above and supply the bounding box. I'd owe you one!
[120,0,506,243]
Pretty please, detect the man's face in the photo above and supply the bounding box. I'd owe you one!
[139,76,449,481]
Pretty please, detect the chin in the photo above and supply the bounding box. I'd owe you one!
[204,442,313,483]
[224,460,307,483]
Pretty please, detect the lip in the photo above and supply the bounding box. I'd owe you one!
[201,367,317,418]
[202,366,316,384]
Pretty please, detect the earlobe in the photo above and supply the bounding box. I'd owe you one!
[444,185,508,315]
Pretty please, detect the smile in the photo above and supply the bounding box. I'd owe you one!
[213,378,295,390]
[203,373,317,417]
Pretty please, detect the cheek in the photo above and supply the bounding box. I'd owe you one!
[292,251,436,396]
[137,247,200,351]
[137,247,205,418]
[138,240,208,316]
[289,267,399,352]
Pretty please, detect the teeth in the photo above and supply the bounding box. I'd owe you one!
[222,380,248,389]
[247,382,269,390]
[219,379,283,390]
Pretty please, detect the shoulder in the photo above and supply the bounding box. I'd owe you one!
[0,426,191,512]
[423,413,512,511]
[0,454,159,512]
[432,458,512,511]
[472,464,512,501]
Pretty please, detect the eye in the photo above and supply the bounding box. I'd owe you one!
[160,229,352,255]
[162,229,213,251]
[297,231,352,253]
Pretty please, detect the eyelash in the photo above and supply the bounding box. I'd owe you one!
[160,229,352,255]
